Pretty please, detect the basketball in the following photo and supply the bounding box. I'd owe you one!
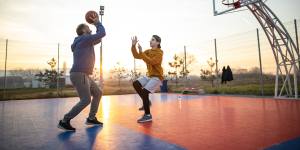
[85,10,98,24]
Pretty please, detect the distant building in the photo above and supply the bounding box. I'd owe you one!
[0,76,24,89]
[31,79,46,88]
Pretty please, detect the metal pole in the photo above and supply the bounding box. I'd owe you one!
[99,5,104,86]
[3,39,8,99]
[100,15,103,83]
[213,0,217,16]
[294,19,299,98]
[257,29,264,96]
[295,19,299,68]
[275,51,279,98]
[57,43,60,96]
[214,39,219,77]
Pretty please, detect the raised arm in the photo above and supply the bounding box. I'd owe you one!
[84,22,106,45]
[131,45,142,59]
[131,36,142,59]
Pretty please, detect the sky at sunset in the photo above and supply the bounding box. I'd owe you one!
[0,0,299,76]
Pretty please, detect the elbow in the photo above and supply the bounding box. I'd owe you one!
[97,28,106,39]
[102,30,106,37]
[99,31,106,39]
[133,55,140,59]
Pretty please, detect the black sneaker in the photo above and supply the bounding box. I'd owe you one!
[57,120,76,131]
[138,101,152,111]
[85,118,103,126]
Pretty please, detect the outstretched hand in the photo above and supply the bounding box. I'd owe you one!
[131,36,138,46]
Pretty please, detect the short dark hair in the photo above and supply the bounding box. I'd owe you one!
[76,24,87,36]
[152,35,161,48]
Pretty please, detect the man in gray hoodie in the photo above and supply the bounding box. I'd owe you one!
[58,12,106,131]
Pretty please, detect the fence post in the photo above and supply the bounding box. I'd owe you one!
[257,29,264,96]
[3,39,8,99]
[57,43,60,96]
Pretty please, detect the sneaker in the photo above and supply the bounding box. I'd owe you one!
[138,101,152,111]
[57,120,76,131]
[85,118,103,126]
[137,114,152,123]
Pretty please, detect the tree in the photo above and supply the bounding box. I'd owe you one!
[178,53,196,78]
[168,54,184,87]
[200,57,216,87]
[128,70,141,82]
[35,58,63,88]
[47,58,56,70]
[110,62,128,89]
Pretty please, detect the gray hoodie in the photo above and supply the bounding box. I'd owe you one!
[70,22,106,74]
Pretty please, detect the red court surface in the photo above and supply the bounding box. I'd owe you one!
[1,94,300,150]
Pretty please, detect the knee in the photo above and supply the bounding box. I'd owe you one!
[93,89,102,99]
[80,98,91,107]
[133,80,141,88]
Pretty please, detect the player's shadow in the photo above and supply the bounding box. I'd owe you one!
[57,131,75,141]
[57,131,77,149]
[57,126,102,149]
[86,126,103,148]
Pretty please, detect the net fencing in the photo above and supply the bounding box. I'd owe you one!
[0,19,299,97]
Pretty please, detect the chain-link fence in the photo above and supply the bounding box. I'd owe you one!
[0,19,299,100]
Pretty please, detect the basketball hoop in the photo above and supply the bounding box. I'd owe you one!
[222,0,241,9]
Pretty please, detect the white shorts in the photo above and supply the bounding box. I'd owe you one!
[137,76,162,93]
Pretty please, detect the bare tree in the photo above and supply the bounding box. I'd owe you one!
[178,53,196,78]
[110,62,128,89]
[200,57,216,87]
[35,58,63,88]
[168,54,184,87]
[128,70,141,82]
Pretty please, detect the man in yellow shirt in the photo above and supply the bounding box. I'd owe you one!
[131,35,164,123]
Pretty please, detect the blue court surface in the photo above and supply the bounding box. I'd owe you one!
[0,93,300,150]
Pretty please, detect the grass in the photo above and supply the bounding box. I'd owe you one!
[0,80,136,100]
[203,84,275,96]
[167,79,299,96]
[0,79,299,100]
